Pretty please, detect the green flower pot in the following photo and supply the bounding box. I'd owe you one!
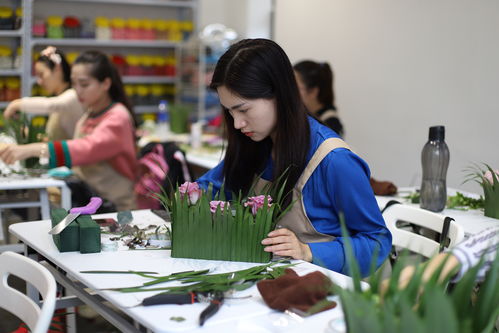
[483,186,499,219]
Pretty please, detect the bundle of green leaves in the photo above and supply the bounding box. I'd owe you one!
[154,179,292,263]
[0,113,46,145]
[0,113,47,169]
[330,220,499,333]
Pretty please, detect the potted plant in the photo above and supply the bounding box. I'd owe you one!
[155,180,291,263]
[465,163,499,219]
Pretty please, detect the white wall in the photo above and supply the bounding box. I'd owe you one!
[274,0,499,193]
[199,0,271,39]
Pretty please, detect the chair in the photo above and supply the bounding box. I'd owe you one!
[382,204,465,260]
[0,251,57,333]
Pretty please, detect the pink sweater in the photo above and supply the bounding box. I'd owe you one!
[68,103,137,181]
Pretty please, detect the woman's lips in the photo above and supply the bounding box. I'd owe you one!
[243,132,254,137]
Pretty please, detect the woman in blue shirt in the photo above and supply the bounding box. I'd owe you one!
[197,39,391,276]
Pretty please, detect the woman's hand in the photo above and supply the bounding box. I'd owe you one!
[261,227,313,262]
[0,143,44,165]
[3,99,22,119]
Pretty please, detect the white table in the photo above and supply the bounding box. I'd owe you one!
[185,150,222,170]
[375,187,499,236]
[0,175,71,248]
[9,209,359,333]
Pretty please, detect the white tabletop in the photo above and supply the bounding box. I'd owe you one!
[9,209,357,333]
[375,187,499,236]
[0,174,68,190]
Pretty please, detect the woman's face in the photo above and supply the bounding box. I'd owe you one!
[294,71,318,111]
[217,86,277,142]
[34,62,61,94]
[71,64,111,110]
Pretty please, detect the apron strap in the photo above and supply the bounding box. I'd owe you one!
[296,138,351,191]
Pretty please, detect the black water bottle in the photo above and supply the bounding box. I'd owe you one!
[420,126,450,212]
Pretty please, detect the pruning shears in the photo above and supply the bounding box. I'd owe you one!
[140,291,228,326]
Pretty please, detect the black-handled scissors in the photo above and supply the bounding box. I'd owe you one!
[199,291,224,326]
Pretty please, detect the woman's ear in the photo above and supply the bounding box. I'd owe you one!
[102,77,112,91]
[309,86,320,100]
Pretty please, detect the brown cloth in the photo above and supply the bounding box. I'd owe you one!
[257,268,337,313]
[370,177,398,196]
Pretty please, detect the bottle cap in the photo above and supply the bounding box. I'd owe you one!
[428,125,445,141]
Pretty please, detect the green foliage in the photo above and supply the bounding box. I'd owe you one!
[95,261,295,294]
[153,176,292,263]
[0,113,46,145]
[336,215,499,333]
[447,192,484,210]
[0,113,47,169]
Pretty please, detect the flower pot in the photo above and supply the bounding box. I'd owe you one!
[483,191,499,219]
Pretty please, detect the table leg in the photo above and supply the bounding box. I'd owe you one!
[41,263,142,333]
[0,208,4,242]
[40,189,50,220]
[60,184,72,211]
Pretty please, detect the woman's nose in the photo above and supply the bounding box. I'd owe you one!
[233,116,246,129]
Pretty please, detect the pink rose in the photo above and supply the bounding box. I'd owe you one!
[483,170,499,185]
[210,200,230,214]
[178,182,202,205]
[244,195,272,215]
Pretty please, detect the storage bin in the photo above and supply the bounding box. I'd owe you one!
[140,18,155,40]
[111,54,126,75]
[135,84,150,105]
[165,55,176,77]
[125,54,142,76]
[126,18,141,40]
[66,52,79,65]
[63,16,81,38]
[32,17,46,37]
[111,17,126,39]
[0,79,6,101]
[5,77,20,100]
[124,84,136,105]
[80,18,95,38]
[95,16,111,40]
[180,21,193,41]
[154,19,168,40]
[152,56,166,75]
[0,46,13,69]
[47,16,63,39]
[0,7,14,30]
[140,55,154,76]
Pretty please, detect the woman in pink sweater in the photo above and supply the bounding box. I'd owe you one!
[0,51,138,210]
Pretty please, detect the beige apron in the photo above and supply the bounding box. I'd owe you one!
[72,117,136,211]
[46,113,70,141]
[255,138,351,243]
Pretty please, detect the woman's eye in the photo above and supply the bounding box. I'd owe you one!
[239,109,248,113]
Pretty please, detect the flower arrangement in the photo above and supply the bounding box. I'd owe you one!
[465,163,499,219]
[0,113,47,169]
[155,179,291,263]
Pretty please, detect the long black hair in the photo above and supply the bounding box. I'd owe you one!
[294,60,335,109]
[37,48,71,85]
[210,39,310,206]
[74,50,137,127]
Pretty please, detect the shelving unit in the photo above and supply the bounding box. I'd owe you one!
[177,40,220,123]
[0,0,199,120]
